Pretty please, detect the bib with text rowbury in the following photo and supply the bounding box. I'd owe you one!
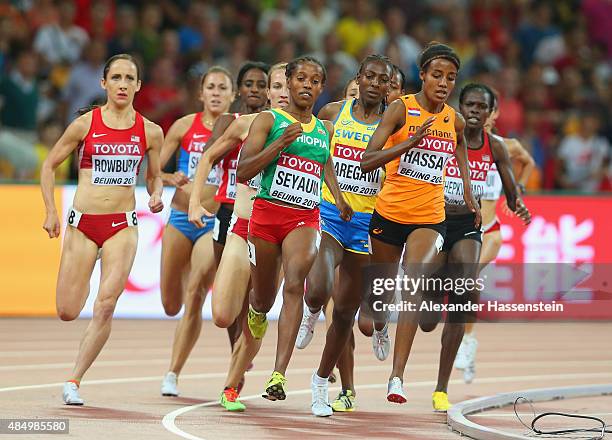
[78,107,147,186]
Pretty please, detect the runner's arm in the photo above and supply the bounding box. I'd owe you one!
[322,120,352,221]
[190,116,249,212]
[237,112,300,182]
[361,100,432,172]
[145,121,164,213]
[40,113,90,238]
[505,137,535,190]
[454,114,481,228]
[160,116,190,187]
[490,135,530,224]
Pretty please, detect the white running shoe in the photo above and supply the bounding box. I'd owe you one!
[454,334,478,370]
[463,361,475,384]
[161,372,179,396]
[372,323,390,361]
[62,382,84,405]
[386,377,406,404]
[311,373,332,417]
[295,305,321,349]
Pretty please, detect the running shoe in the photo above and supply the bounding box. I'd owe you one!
[310,373,332,417]
[331,390,356,412]
[432,391,451,412]
[295,305,321,349]
[454,334,478,370]
[220,387,246,412]
[463,361,475,384]
[161,371,178,397]
[262,371,286,401]
[161,372,179,396]
[372,323,390,361]
[247,305,268,340]
[62,382,84,406]
[386,377,406,404]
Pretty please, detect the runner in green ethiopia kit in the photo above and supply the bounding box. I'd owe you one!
[236,56,352,402]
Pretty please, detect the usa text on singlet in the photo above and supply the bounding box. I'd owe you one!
[444,130,494,205]
[257,109,330,209]
[78,107,147,186]
[322,99,383,214]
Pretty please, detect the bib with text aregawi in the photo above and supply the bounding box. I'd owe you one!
[444,130,493,205]
[257,108,330,209]
[78,107,147,186]
[322,99,383,214]
[376,94,457,224]
[178,112,220,186]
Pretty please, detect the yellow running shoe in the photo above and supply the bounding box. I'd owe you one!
[432,391,451,412]
[262,371,286,401]
[331,389,356,412]
[247,305,268,339]
[220,387,246,412]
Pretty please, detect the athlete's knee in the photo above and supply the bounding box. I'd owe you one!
[162,295,182,316]
[183,289,205,316]
[56,305,80,321]
[419,321,438,333]
[212,310,234,328]
[332,305,356,328]
[93,296,118,322]
[283,276,306,298]
[305,281,329,311]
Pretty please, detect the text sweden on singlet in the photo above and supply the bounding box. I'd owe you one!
[443,155,492,205]
[91,142,142,185]
[332,142,381,196]
[397,127,455,185]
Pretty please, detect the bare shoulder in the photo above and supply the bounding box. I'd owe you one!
[68,111,94,137]
[317,101,344,121]
[454,111,465,130]
[321,119,334,134]
[143,118,164,145]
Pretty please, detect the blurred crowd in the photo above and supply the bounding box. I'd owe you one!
[0,0,610,192]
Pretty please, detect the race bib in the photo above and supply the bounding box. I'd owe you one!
[269,153,322,209]
[226,168,237,199]
[333,144,381,196]
[248,172,262,190]
[91,155,140,186]
[444,156,490,205]
[397,134,454,185]
[187,151,201,179]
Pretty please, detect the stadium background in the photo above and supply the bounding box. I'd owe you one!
[0,0,610,318]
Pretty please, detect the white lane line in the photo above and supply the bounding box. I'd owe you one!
[2,366,612,394]
[2,358,612,372]
[471,412,612,418]
[162,371,612,440]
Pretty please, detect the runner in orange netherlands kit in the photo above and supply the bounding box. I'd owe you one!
[294,55,392,416]
[237,56,351,402]
[158,66,234,397]
[204,61,269,350]
[40,54,164,406]
[188,62,289,411]
[417,83,531,411]
[360,42,480,403]
[454,88,535,383]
